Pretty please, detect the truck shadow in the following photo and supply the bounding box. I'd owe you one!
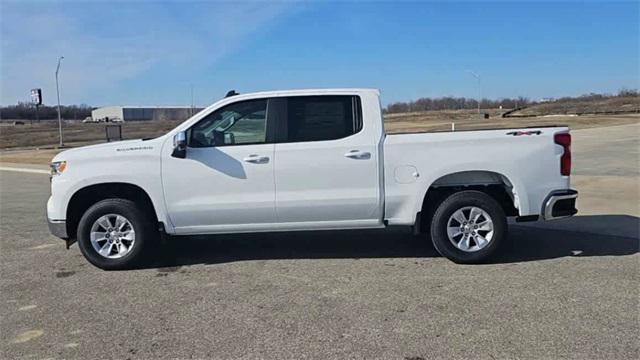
[149,215,639,268]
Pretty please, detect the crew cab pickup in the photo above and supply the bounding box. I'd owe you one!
[47,89,577,269]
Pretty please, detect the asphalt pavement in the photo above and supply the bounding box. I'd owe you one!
[1,124,638,359]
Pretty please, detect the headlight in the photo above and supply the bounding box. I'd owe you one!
[50,161,67,176]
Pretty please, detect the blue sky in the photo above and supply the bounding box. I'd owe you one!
[1,0,638,106]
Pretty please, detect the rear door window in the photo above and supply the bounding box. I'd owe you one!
[284,96,362,142]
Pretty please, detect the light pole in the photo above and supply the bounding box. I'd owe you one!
[466,70,481,114]
[55,56,64,147]
[190,84,194,116]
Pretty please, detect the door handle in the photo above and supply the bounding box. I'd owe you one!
[243,154,269,164]
[344,150,371,159]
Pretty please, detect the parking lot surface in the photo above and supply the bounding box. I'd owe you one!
[1,124,638,359]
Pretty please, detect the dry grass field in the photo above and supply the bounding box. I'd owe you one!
[0,120,182,149]
[0,148,63,165]
[384,110,639,133]
[510,95,639,116]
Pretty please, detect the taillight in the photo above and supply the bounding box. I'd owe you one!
[554,133,571,176]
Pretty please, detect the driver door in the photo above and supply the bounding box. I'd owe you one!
[161,98,277,234]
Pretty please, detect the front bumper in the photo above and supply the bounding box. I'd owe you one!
[47,218,68,239]
[543,189,578,220]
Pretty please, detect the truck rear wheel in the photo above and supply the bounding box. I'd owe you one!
[430,190,506,264]
[77,199,154,270]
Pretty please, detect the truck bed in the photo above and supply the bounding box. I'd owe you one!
[382,126,571,224]
[386,123,566,134]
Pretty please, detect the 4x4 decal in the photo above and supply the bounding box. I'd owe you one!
[506,130,542,136]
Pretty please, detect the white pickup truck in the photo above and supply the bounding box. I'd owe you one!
[47,89,577,269]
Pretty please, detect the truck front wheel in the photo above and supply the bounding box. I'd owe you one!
[77,199,154,270]
[430,190,507,264]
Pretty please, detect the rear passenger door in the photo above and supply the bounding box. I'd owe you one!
[273,95,382,227]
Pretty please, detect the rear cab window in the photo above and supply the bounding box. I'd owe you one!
[280,95,362,143]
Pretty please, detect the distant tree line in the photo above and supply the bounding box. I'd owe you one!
[384,89,638,114]
[0,102,94,121]
[551,88,638,103]
[385,96,532,113]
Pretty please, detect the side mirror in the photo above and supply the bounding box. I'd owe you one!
[172,131,187,158]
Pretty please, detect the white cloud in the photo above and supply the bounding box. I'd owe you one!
[0,1,296,105]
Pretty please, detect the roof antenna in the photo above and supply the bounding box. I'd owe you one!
[225,90,239,98]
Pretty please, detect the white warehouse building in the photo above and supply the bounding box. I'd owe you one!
[91,106,203,122]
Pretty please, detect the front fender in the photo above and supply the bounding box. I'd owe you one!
[49,143,168,228]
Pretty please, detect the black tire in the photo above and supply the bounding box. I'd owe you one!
[430,190,507,264]
[77,199,155,270]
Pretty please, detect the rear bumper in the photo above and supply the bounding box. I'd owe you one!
[542,189,578,220]
[47,218,68,240]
